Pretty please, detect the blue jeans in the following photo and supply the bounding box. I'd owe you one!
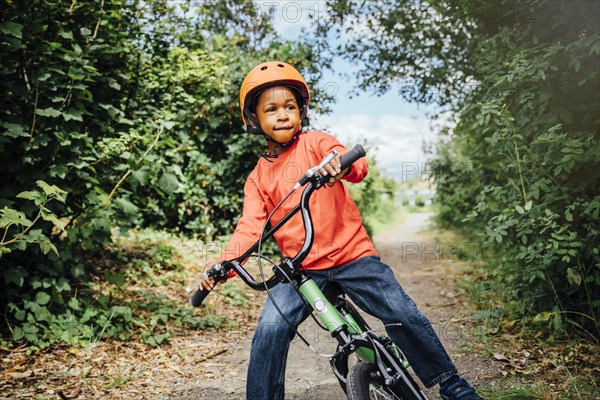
[246,256,457,400]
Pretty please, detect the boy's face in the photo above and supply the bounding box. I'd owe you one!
[253,86,301,145]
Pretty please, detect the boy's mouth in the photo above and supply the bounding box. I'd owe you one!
[274,126,293,131]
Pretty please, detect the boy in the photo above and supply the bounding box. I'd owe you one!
[200,61,482,400]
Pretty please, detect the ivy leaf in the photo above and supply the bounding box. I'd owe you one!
[3,266,28,287]
[0,21,23,38]
[158,172,179,194]
[63,109,83,121]
[16,190,43,202]
[1,122,29,138]
[132,168,150,185]
[68,297,81,311]
[40,208,66,230]
[0,207,31,228]
[36,180,67,202]
[104,271,125,287]
[35,291,51,305]
[38,234,58,255]
[114,197,138,215]
[58,29,74,40]
[36,108,62,118]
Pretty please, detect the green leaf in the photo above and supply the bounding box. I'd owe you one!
[132,168,150,185]
[552,307,564,333]
[12,326,24,341]
[38,234,58,255]
[107,78,121,90]
[3,266,28,287]
[35,291,51,305]
[0,21,23,38]
[158,172,179,195]
[567,267,582,287]
[40,209,66,230]
[15,308,26,321]
[63,109,83,121]
[68,297,81,311]
[104,271,125,287]
[16,190,43,202]
[0,207,31,228]
[565,210,573,222]
[36,108,61,118]
[55,278,71,292]
[515,205,525,214]
[1,122,29,138]
[524,200,532,211]
[114,197,138,215]
[36,180,67,202]
[532,311,552,323]
[58,30,73,40]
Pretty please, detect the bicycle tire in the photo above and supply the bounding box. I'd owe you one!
[346,362,425,400]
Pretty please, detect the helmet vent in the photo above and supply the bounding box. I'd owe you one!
[260,66,268,70]
[277,63,284,67]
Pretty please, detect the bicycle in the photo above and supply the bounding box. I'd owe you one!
[186,145,428,400]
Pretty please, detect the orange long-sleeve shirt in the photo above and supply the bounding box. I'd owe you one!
[221,131,378,271]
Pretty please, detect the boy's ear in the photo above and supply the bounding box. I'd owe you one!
[248,112,257,128]
[245,112,262,135]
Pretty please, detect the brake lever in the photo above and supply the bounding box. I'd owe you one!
[185,262,224,293]
[294,150,338,190]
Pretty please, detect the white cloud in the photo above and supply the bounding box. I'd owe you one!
[312,113,441,181]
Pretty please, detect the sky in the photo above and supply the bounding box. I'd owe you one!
[261,0,443,182]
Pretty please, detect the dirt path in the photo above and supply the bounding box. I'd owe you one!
[1,213,498,400]
[156,213,496,400]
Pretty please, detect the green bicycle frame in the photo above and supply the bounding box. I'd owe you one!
[298,278,375,362]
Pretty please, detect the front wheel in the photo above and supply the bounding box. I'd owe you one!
[346,362,425,400]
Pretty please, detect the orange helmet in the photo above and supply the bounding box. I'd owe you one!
[240,61,310,135]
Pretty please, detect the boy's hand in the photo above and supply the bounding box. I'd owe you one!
[199,259,224,291]
[319,153,350,187]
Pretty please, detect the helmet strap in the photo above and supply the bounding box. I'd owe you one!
[262,129,300,151]
[300,104,309,128]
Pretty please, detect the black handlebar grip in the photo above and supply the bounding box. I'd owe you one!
[190,286,212,307]
[340,144,367,171]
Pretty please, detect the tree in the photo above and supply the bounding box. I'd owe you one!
[312,0,600,337]
[0,0,323,347]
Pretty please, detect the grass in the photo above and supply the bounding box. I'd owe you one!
[479,372,599,400]
[480,383,553,400]
[425,226,600,400]
[1,228,267,400]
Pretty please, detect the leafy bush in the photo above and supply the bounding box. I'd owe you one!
[430,2,600,338]
[0,1,324,348]
[315,0,599,337]
[348,156,399,236]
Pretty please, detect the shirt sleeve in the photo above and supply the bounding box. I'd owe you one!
[315,132,369,183]
[220,172,267,278]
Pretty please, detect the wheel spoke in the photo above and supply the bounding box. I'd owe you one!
[369,384,401,400]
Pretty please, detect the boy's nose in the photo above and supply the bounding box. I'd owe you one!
[277,109,288,120]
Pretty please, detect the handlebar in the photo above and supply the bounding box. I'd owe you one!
[331,144,367,178]
[189,144,366,307]
[188,260,281,307]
